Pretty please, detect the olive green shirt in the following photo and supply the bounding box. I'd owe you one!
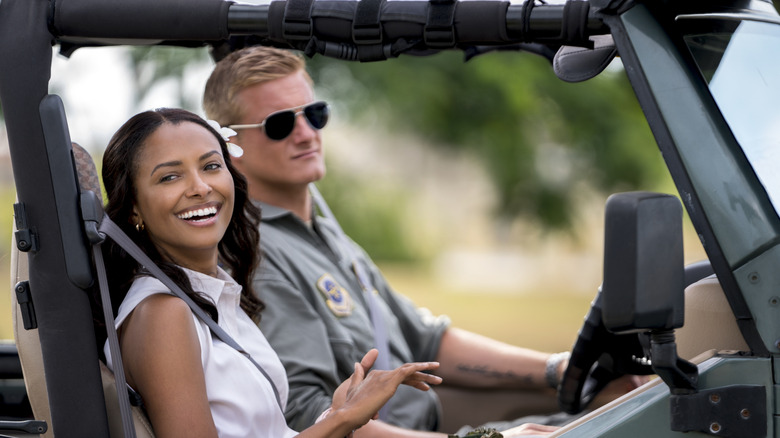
[254,201,450,432]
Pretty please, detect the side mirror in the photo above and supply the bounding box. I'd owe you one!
[553,35,617,83]
[601,192,685,334]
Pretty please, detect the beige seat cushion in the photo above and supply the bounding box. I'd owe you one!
[545,273,749,437]
[676,275,748,361]
[100,362,155,438]
[11,240,53,438]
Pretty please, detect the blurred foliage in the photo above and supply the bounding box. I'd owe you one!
[128,46,211,111]
[316,174,418,262]
[307,50,666,230]
[118,44,668,258]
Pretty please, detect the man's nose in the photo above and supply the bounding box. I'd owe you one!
[290,112,317,142]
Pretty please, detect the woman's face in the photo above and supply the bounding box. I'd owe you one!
[131,121,235,271]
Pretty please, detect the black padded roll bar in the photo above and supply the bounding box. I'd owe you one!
[51,0,608,60]
[51,0,232,40]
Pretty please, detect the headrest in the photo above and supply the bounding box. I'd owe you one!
[72,142,102,200]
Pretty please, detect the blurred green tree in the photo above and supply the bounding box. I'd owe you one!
[128,46,211,111]
[122,45,667,260]
[307,50,665,230]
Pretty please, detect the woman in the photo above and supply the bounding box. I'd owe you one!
[100,108,442,438]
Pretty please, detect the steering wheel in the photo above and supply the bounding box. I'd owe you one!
[557,289,654,415]
[558,261,714,414]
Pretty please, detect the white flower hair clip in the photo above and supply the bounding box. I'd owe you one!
[207,119,244,158]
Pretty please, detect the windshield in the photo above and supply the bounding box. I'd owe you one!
[683,18,780,214]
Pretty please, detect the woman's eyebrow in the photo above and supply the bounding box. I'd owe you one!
[150,160,181,177]
[199,150,221,161]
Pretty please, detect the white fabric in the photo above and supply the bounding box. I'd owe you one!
[105,267,297,438]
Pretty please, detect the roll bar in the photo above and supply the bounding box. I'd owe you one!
[51,0,609,61]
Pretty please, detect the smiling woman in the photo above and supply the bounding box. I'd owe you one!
[96,107,442,438]
[129,121,235,276]
[100,109,263,326]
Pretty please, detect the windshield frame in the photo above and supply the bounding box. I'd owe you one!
[608,3,780,355]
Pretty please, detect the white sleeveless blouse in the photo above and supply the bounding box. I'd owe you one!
[105,267,297,438]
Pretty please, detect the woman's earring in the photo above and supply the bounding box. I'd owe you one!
[135,222,145,232]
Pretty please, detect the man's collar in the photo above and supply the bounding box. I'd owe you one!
[253,200,291,221]
[253,199,318,224]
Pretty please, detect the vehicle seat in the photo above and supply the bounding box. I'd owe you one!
[10,235,51,438]
[11,143,155,438]
[675,274,749,360]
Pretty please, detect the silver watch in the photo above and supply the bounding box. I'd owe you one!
[545,351,571,389]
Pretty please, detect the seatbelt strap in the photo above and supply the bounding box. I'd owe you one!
[309,183,393,421]
[93,242,137,438]
[96,215,283,411]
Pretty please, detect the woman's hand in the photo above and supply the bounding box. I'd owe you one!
[331,349,442,429]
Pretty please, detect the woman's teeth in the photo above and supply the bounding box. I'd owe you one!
[177,206,218,220]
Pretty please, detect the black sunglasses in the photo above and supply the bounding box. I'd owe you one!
[228,101,330,141]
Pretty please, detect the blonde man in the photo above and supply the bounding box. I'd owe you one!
[204,46,581,437]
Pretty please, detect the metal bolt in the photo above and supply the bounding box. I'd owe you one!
[710,422,722,433]
[18,240,27,248]
[749,272,760,284]
[709,393,721,404]
[740,408,751,419]
[771,296,780,306]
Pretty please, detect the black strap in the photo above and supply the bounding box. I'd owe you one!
[93,242,137,438]
[97,215,283,411]
[353,0,385,44]
[559,0,593,48]
[283,0,315,41]
[520,0,535,42]
[424,0,457,48]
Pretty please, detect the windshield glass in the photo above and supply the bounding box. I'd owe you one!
[683,19,780,213]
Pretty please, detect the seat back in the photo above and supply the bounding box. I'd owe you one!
[675,275,748,360]
[12,143,155,437]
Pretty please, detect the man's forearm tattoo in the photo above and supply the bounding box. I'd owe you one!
[455,364,534,385]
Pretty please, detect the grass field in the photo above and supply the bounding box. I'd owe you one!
[0,259,592,352]
[381,264,592,352]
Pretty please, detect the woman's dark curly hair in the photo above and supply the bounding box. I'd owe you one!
[101,108,264,324]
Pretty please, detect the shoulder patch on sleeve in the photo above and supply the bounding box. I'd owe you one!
[316,273,354,317]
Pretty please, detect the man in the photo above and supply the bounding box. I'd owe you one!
[203,46,579,437]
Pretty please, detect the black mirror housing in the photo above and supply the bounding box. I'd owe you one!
[602,192,685,333]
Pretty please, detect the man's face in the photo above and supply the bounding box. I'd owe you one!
[231,71,326,197]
